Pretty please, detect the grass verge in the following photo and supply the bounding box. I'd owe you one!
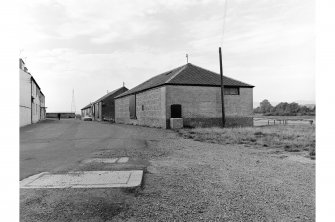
[178,125,315,158]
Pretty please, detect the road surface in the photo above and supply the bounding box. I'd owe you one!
[20,119,315,221]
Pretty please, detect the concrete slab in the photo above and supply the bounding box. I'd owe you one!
[82,158,118,164]
[20,170,143,189]
[117,157,129,163]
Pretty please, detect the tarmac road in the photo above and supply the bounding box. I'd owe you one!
[20,118,315,221]
[20,118,150,180]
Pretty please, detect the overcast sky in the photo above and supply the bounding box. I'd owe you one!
[19,0,314,112]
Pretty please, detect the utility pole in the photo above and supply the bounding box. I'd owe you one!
[71,89,76,115]
[219,47,225,127]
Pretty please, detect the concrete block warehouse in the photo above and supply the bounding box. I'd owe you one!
[81,86,128,121]
[114,63,254,128]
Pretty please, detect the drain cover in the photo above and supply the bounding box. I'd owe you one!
[117,157,129,163]
[20,170,143,189]
[82,158,118,164]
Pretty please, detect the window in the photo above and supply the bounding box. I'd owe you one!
[142,105,144,111]
[224,87,239,95]
[129,95,136,119]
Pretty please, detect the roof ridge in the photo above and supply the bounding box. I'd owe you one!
[165,63,188,83]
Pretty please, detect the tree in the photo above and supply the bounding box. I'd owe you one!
[288,102,300,115]
[259,99,273,114]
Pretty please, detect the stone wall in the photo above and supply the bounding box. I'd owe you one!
[165,85,253,128]
[115,87,167,128]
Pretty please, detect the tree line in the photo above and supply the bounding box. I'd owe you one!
[254,99,315,116]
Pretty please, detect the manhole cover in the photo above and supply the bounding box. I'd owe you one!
[82,158,118,164]
[117,157,129,163]
[20,170,143,189]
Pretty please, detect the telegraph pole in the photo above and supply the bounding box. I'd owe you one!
[219,47,225,127]
[71,89,76,115]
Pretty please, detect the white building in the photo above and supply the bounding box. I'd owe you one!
[20,59,46,127]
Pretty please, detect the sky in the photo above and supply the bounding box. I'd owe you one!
[19,0,315,112]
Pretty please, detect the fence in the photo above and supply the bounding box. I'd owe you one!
[253,117,315,127]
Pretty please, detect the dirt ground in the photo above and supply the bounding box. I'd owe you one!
[20,119,315,221]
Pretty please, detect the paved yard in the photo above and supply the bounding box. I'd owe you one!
[20,119,315,221]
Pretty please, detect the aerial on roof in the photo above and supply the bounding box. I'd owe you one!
[81,86,128,110]
[116,63,253,98]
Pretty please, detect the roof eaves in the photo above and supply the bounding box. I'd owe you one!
[115,84,166,99]
[164,83,254,88]
[31,76,42,90]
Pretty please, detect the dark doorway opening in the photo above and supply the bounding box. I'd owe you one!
[171,104,182,118]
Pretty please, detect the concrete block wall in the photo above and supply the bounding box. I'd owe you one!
[101,87,128,121]
[115,87,166,128]
[136,87,166,128]
[165,85,253,127]
[115,96,131,124]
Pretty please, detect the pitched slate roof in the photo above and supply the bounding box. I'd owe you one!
[93,86,128,103]
[116,63,253,98]
[81,103,92,110]
[81,86,128,110]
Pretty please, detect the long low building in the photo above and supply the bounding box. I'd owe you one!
[114,63,254,129]
[81,86,128,122]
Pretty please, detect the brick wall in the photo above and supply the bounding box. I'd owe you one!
[115,87,167,128]
[165,85,253,127]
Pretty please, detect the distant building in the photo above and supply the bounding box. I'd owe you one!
[81,86,128,122]
[46,112,75,118]
[81,104,92,118]
[114,63,254,128]
[20,59,46,127]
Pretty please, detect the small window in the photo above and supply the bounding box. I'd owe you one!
[142,105,144,111]
[224,87,239,95]
[129,95,136,119]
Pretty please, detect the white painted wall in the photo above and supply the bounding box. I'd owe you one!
[31,81,41,123]
[20,59,46,126]
[20,69,31,127]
